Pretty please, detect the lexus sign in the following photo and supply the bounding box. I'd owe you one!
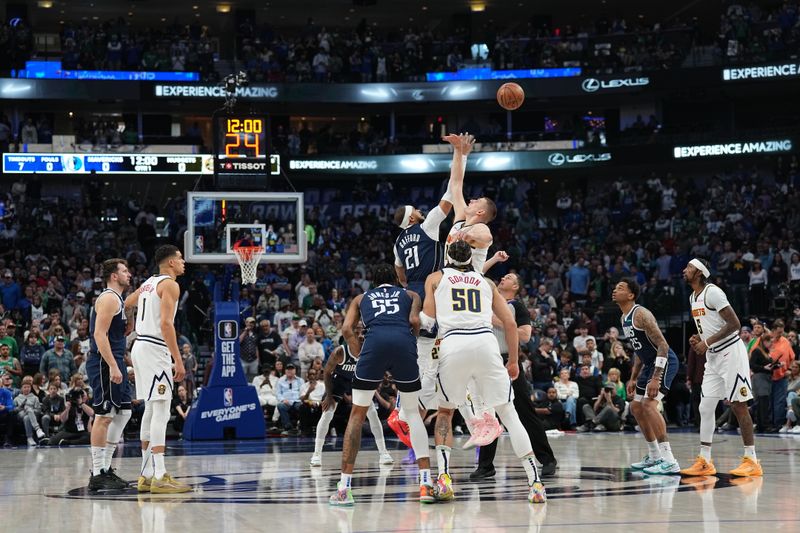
[581,77,650,92]
[547,152,612,166]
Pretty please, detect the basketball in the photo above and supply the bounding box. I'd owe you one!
[497,82,525,110]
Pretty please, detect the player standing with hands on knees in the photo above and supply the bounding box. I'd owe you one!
[612,278,680,475]
[127,245,191,493]
[681,258,762,477]
[86,258,135,491]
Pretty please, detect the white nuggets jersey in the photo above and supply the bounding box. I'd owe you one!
[690,283,739,351]
[434,267,493,336]
[446,221,490,274]
[135,275,176,344]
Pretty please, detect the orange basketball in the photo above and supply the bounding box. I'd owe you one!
[497,82,525,111]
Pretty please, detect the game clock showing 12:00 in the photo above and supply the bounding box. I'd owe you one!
[218,117,266,159]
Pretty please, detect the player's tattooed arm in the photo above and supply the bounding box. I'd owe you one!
[635,308,669,360]
[342,295,364,357]
[408,290,422,337]
[322,347,342,398]
[705,305,741,347]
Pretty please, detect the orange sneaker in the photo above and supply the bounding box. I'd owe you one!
[729,457,763,477]
[679,456,716,476]
[419,484,436,504]
[387,410,412,449]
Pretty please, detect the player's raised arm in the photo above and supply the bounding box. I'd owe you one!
[482,251,509,274]
[442,133,475,222]
[342,295,364,357]
[394,246,408,287]
[93,293,123,384]
[158,279,185,382]
[407,290,422,337]
[490,280,519,379]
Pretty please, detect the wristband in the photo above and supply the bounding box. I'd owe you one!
[419,311,436,332]
[654,356,667,369]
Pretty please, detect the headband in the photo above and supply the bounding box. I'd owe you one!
[447,256,472,267]
[398,205,414,229]
[689,258,710,278]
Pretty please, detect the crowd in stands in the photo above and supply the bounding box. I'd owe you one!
[3,155,800,444]
[718,1,800,64]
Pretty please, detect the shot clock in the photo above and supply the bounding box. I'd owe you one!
[214,115,273,179]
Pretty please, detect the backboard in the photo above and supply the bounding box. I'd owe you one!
[185,191,306,264]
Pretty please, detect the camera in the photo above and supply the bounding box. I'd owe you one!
[68,389,83,402]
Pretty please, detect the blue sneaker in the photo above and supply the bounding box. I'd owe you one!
[631,455,662,470]
[329,481,354,506]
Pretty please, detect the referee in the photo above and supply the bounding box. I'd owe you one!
[471,273,558,479]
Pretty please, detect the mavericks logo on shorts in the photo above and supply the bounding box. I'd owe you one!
[158,384,167,395]
[224,387,234,407]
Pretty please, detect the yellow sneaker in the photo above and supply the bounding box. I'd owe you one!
[729,456,763,477]
[679,456,716,476]
[434,473,455,501]
[137,476,152,493]
[150,474,192,494]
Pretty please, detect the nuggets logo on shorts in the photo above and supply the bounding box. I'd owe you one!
[158,384,166,395]
[740,386,747,397]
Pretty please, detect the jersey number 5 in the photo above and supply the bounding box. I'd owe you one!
[451,288,481,312]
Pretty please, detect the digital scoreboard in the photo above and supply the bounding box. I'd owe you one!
[3,153,214,174]
[215,116,275,177]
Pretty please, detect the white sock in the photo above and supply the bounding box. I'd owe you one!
[104,443,117,471]
[744,446,756,460]
[658,441,675,463]
[153,452,166,480]
[435,445,451,477]
[339,473,352,488]
[91,446,106,476]
[699,444,712,461]
[521,453,540,485]
[419,468,432,486]
[646,439,661,459]
[140,446,154,478]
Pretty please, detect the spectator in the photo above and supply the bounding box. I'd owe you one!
[566,257,590,302]
[0,321,19,360]
[327,288,346,312]
[534,387,566,430]
[19,332,45,377]
[256,320,283,370]
[276,363,304,435]
[585,336,604,373]
[686,345,706,428]
[749,260,769,316]
[0,344,22,387]
[252,365,279,422]
[239,317,260,382]
[40,382,65,436]
[299,368,325,435]
[781,361,800,433]
[286,319,308,367]
[0,271,21,311]
[750,333,775,433]
[181,343,198,399]
[530,337,557,395]
[273,299,294,335]
[572,323,590,351]
[579,383,625,432]
[13,379,44,446]
[172,385,191,436]
[578,350,601,377]
[41,388,93,446]
[0,372,14,447]
[769,319,795,429]
[603,341,632,383]
[605,368,626,401]
[553,367,579,428]
[30,372,45,402]
[298,328,324,376]
[574,364,603,426]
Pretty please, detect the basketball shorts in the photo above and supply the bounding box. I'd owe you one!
[417,336,439,410]
[436,331,513,410]
[86,352,131,414]
[702,339,753,402]
[330,376,352,401]
[132,339,174,401]
[353,330,420,393]
[634,350,679,401]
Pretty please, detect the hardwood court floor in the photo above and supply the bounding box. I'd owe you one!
[1,430,798,532]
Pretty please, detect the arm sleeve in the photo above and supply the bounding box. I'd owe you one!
[420,206,447,241]
[705,285,731,311]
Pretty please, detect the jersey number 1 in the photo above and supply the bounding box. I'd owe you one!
[138,298,147,323]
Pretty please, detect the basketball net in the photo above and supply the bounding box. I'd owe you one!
[233,244,264,285]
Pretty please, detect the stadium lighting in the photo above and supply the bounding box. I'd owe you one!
[37,1,53,8]
[469,1,486,12]
[216,4,232,13]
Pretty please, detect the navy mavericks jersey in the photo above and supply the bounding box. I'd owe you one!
[360,285,413,331]
[89,288,127,359]
[332,343,357,382]
[621,304,676,366]
[395,224,442,300]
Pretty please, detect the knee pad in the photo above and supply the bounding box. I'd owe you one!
[140,403,153,442]
[352,389,374,407]
[699,396,719,418]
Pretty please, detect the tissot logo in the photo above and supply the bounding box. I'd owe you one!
[547,153,612,166]
[581,77,649,92]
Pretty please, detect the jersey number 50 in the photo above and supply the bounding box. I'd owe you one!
[451,288,481,312]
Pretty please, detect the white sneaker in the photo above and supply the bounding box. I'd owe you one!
[35,429,45,439]
[643,460,681,475]
[791,425,800,434]
[379,452,394,465]
[309,453,322,467]
[631,455,662,470]
[779,426,789,434]
[27,438,37,447]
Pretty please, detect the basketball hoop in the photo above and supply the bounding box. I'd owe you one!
[233,244,264,285]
